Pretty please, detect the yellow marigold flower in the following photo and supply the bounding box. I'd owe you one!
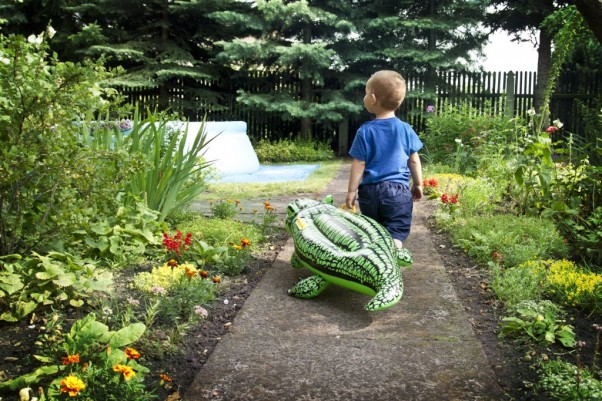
[60,375,85,397]
[233,244,243,250]
[113,364,136,381]
[125,347,141,360]
[62,354,80,365]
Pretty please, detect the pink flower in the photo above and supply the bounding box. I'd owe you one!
[546,126,558,134]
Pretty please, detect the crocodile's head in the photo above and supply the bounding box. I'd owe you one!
[284,195,336,233]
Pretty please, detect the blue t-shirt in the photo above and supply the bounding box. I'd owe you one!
[348,117,423,187]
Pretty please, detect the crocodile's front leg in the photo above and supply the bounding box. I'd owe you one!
[288,275,330,299]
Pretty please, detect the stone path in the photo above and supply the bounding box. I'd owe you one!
[185,162,504,401]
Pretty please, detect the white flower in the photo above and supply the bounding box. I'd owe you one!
[127,297,140,307]
[27,34,43,45]
[46,26,56,39]
[527,108,536,117]
[454,138,462,144]
[553,119,563,129]
[223,299,229,305]
[194,305,208,317]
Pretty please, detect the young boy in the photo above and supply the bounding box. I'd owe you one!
[345,70,423,253]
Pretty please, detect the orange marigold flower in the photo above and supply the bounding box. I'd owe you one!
[125,347,141,360]
[159,373,172,382]
[112,364,136,381]
[199,270,209,279]
[167,259,179,267]
[240,238,251,248]
[62,354,80,365]
[185,266,197,278]
[212,276,221,284]
[60,375,85,397]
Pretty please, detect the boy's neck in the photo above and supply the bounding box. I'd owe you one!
[373,110,396,119]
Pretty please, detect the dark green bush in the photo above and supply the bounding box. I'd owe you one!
[254,138,335,163]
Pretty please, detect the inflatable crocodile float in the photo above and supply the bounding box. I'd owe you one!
[285,196,412,311]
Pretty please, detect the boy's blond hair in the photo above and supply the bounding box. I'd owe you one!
[367,70,406,111]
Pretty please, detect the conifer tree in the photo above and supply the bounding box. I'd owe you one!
[59,0,253,114]
[214,0,360,140]
[348,0,488,101]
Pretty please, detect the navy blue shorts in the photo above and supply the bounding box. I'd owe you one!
[358,181,413,242]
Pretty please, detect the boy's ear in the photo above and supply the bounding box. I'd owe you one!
[367,93,377,105]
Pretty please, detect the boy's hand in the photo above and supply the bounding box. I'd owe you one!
[345,191,357,209]
[411,184,423,201]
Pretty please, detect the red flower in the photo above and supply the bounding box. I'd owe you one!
[450,194,459,204]
[546,126,558,134]
[441,193,449,204]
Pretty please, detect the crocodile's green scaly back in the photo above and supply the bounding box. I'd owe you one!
[285,197,408,311]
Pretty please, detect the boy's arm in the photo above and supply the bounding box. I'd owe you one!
[346,158,365,209]
[408,152,423,201]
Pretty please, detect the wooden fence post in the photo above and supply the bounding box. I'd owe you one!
[505,72,515,117]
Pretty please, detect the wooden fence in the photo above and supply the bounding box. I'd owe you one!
[119,70,601,154]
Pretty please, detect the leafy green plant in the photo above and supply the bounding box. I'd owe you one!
[210,199,241,219]
[65,200,161,268]
[451,214,568,268]
[0,252,113,322]
[0,313,154,401]
[491,262,546,308]
[421,102,517,175]
[254,138,334,162]
[499,300,576,347]
[510,111,562,215]
[537,359,602,401]
[120,111,214,222]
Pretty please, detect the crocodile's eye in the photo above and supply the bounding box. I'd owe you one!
[287,203,299,218]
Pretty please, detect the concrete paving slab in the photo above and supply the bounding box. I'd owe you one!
[185,162,504,401]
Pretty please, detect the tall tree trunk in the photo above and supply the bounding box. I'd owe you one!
[534,29,552,123]
[424,0,437,106]
[300,23,313,141]
[159,0,170,110]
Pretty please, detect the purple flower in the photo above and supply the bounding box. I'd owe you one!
[426,105,435,113]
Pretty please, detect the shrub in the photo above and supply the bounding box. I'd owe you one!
[451,214,568,268]
[254,138,335,162]
[421,102,517,175]
[0,32,137,255]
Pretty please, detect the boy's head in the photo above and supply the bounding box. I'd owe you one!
[365,70,406,111]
